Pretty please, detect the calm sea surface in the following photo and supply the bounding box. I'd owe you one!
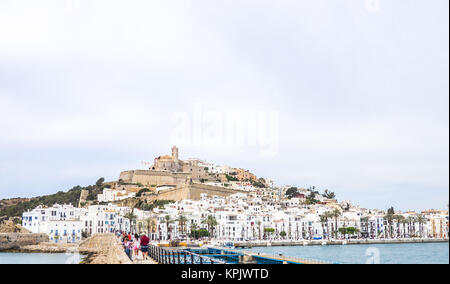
[0,252,83,264]
[1,243,448,264]
[240,242,449,264]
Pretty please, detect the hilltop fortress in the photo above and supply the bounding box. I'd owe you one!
[119,146,205,186]
[119,146,224,186]
[107,146,263,202]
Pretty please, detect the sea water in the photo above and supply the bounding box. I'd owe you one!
[0,252,82,264]
[240,242,449,264]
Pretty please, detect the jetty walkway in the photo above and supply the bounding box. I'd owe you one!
[79,234,133,264]
[79,234,156,264]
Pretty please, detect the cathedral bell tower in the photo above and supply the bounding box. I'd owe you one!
[172,146,179,163]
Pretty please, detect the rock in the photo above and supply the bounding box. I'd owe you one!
[0,233,49,251]
[0,218,30,233]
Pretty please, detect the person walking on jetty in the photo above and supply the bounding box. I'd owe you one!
[123,237,133,261]
[140,234,150,260]
[121,232,127,243]
[133,235,140,258]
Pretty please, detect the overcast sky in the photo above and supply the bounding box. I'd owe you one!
[0,0,448,211]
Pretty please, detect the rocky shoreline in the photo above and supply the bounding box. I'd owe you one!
[0,233,49,251]
[9,242,79,253]
[1,234,131,264]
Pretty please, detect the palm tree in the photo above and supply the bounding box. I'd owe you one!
[360,217,369,239]
[164,215,173,240]
[176,215,188,236]
[325,212,333,239]
[384,213,395,239]
[319,214,329,239]
[407,216,415,237]
[125,212,137,234]
[394,215,405,238]
[401,217,409,238]
[331,209,341,239]
[250,222,255,240]
[145,218,156,237]
[202,215,218,238]
[190,222,198,234]
[417,215,426,238]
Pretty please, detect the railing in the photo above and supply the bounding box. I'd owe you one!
[147,245,338,264]
[148,245,227,264]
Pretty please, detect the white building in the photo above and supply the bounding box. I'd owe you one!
[22,204,85,243]
[22,203,132,243]
[98,188,136,202]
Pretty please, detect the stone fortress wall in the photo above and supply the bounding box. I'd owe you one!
[119,170,191,186]
[146,183,246,201]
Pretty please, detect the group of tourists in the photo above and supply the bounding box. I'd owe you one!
[117,231,150,261]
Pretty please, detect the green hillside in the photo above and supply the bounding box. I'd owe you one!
[0,178,105,218]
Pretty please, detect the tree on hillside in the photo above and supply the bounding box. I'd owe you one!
[96,177,105,187]
[285,187,298,199]
[251,179,266,188]
[225,174,239,182]
[387,207,395,215]
[0,186,84,218]
[305,192,319,205]
[323,189,336,199]
[136,188,151,197]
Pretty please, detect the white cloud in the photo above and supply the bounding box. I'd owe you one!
[0,0,448,210]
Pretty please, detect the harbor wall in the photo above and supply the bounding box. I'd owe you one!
[0,233,49,251]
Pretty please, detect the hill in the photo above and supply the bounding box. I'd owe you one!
[0,178,105,218]
[0,198,31,211]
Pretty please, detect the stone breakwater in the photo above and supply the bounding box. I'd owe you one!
[234,238,450,248]
[2,233,140,264]
[78,234,132,264]
[0,233,49,251]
